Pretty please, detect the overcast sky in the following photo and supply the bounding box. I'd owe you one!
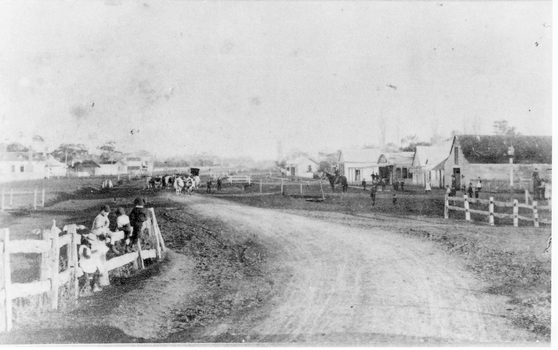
[0,0,552,160]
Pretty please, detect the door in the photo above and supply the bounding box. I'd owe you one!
[453,168,461,189]
[355,169,361,182]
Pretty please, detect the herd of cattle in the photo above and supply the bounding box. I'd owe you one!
[145,174,201,195]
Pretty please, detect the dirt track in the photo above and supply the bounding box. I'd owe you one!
[168,195,533,344]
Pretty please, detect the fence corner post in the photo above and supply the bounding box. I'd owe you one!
[464,194,470,221]
[444,194,449,219]
[1,229,13,332]
[533,201,539,228]
[513,199,519,227]
[68,225,79,303]
[489,197,494,226]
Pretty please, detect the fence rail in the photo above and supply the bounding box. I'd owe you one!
[0,208,166,333]
[444,194,550,227]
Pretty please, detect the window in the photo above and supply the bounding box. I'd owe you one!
[402,168,408,179]
[454,147,459,165]
[20,165,25,172]
[307,165,312,172]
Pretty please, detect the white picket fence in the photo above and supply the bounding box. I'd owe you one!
[0,208,166,333]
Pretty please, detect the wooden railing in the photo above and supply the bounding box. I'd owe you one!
[0,208,166,333]
[444,194,551,227]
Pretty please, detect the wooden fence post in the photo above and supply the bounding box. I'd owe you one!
[533,201,539,228]
[281,179,284,195]
[0,229,13,332]
[50,221,60,310]
[300,183,303,195]
[136,240,145,270]
[464,194,470,221]
[150,209,166,252]
[68,225,79,303]
[525,189,529,205]
[444,194,449,219]
[42,189,45,207]
[34,188,37,210]
[147,215,162,260]
[489,197,494,226]
[9,189,12,207]
[513,199,519,227]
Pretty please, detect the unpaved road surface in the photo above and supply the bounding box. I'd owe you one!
[166,195,534,345]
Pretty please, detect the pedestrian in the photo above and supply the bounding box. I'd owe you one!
[116,207,133,253]
[400,181,404,191]
[539,179,546,200]
[425,181,431,194]
[446,185,453,197]
[392,193,397,205]
[217,177,222,191]
[129,197,149,250]
[467,182,474,198]
[475,177,482,198]
[370,184,377,206]
[362,178,367,191]
[394,181,399,191]
[206,179,213,193]
[381,179,386,192]
[533,168,541,199]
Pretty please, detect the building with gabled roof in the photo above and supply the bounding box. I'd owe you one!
[377,152,415,184]
[285,156,320,178]
[411,141,452,188]
[338,148,382,184]
[445,135,552,192]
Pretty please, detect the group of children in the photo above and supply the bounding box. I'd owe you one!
[78,197,149,293]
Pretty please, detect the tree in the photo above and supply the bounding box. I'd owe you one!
[6,142,29,152]
[99,141,124,163]
[275,159,287,169]
[52,143,89,164]
[493,120,518,136]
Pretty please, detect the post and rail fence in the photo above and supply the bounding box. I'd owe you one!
[444,193,551,227]
[0,208,166,333]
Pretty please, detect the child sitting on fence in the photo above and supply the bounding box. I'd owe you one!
[116,207,133,253]
[78,233,104,293]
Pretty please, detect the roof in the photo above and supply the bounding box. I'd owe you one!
[379,152,415,166]
[286,156,320,166]
[340,149,382,163]
[413,142,452,169]
[455,135,552,164]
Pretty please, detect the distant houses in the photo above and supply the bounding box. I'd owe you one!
[0,151,68,182]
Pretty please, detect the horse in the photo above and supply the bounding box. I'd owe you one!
[324,172,348,193]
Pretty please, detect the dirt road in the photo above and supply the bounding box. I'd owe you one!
[170,194,533,345]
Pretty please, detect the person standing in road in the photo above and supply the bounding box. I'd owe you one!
[362,178,367,191]
[370,183,377,206]
[217,177,222,191]
[467,182,474,198]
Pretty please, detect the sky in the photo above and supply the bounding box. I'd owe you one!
[0,0,552,160]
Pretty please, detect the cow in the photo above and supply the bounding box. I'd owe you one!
[149,176,163,190]
[183,176,195,195]
[174,176,185,195]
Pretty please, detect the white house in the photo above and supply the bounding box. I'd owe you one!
[338,149,382,184]
[285,157,319,178]
[411,142,451,188]
[0,151,50,182]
